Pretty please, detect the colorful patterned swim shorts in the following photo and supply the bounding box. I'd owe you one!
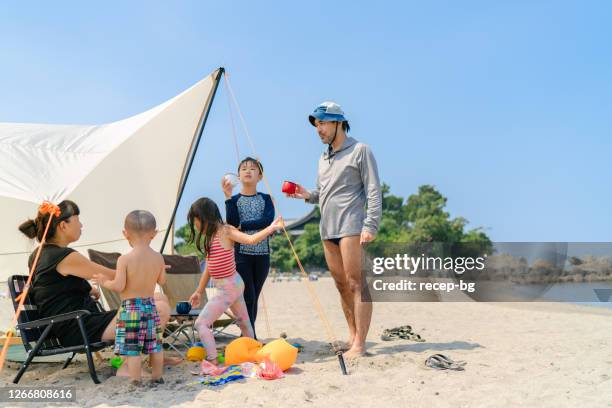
[114,297,162,356]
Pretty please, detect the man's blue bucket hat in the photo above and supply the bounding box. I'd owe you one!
[308,101,348,126]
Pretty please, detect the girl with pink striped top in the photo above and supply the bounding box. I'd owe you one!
[187,197,283,363]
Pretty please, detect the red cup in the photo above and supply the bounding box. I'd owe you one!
[282,181,298,195]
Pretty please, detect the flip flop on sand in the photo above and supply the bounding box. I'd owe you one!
[425,354,466,371]
[381,325,426,342]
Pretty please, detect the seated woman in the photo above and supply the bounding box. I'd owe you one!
[18,200,176,370]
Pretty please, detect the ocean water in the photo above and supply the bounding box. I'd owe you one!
[513,281,612,308]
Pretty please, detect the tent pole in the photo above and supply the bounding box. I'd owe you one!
[160,67,225,254]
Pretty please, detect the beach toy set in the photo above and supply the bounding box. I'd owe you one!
[196,364,245,386]
[224,337,262,366]
[176,301,192,314]
[186,343,206,362]
[256,338,298,371]
[224,337,298,371]
[109,356,124,369]
[190,337,299,386]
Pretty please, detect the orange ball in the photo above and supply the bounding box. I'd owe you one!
[255,338,298,371]
[224,337,263,365]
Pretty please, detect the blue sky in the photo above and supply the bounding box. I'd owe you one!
[1,1,610,241]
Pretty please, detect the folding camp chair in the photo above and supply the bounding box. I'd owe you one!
[7,275,113,384]
[159,254,207,356]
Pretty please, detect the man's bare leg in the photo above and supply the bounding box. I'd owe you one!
[339,236,372,359]
[323,239,356,349]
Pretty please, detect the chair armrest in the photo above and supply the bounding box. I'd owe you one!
[16,310,92,330]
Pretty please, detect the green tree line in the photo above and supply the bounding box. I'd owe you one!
[174,184,492,271]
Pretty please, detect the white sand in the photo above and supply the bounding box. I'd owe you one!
[1,277,611,407]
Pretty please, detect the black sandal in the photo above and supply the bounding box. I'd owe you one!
[425,354,466,371]
[381,325,425,342]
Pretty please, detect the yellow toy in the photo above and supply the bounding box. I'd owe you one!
[186,346,206,362]
[255,338,298,371]
[224,337,262,365]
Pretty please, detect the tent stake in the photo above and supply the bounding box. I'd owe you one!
[337,351,348,375]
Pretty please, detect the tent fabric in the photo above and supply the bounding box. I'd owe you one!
[0,70,219,280]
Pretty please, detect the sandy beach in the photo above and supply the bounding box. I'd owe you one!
[1,276,611,407]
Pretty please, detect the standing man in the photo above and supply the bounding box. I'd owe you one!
[287,101,382,358]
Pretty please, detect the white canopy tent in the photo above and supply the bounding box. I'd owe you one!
[0,68,224,281]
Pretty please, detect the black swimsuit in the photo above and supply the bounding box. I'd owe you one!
[29,244,116,346]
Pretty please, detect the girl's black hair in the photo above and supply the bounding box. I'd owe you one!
[187,197,224,256]
[18,200,80,243]
[237,156,263,174]
[342,121,350,133]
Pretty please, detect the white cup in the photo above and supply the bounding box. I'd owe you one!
[224,173,240,187]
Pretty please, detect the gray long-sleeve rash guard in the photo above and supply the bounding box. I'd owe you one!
[306,137,382,240]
